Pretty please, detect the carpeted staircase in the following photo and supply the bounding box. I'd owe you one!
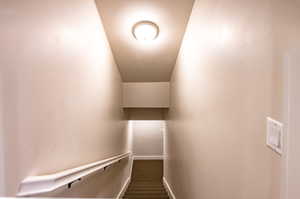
[123,160,169,199]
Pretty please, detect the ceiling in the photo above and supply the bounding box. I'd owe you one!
[95,0,195,82]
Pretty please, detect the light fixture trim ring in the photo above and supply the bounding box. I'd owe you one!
[132,20,160,40]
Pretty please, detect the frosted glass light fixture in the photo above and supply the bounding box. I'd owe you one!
[132,21,159,41]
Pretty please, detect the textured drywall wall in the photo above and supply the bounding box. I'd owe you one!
[164,0,283,198]
[0,0,129,197]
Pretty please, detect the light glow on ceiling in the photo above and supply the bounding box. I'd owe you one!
[132,21,159,41]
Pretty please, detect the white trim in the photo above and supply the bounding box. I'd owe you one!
[129,155,134,178]
[283,53,300,199]
[0,117,4,196]
[18,152,131,196]
[0,81,5,196]
[281,56,291,199]
[116,176,131,199]
[163,177,176,199]
[116,153,134,199]
[133,155,164,160]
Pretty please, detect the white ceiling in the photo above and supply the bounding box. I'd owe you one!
[95,0,194,82]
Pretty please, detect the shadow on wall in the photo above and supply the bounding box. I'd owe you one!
[125,108,167,120]
[125,108,166,158]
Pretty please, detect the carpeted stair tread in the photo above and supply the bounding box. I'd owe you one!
[123,195,169,199]
[125,192,168,196]
[125,190,167,194]
[122,160,169,199]
[129,183,164,187]
[127,187,165,191]
[127,187,165,190]
[126,190,166,193]
[123,197,169,199]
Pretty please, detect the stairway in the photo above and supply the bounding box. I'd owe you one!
[123,160,169,199]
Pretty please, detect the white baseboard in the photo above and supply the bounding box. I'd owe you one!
[163,177,176,199]
[116,177,131,199]
[116,154,134,199]
[133,155,164,160]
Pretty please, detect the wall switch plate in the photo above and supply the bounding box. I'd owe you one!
[267,117,283,155]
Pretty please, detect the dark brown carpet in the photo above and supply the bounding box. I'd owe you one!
[123,160,169,199]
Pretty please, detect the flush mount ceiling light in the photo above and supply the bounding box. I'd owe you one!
[132,21,159,41]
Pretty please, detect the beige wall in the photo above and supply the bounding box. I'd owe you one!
[0,0,129,197]
[123,82,170,108]
[132,120,164,156]
[164,0,284,199]
[126,109,164,157]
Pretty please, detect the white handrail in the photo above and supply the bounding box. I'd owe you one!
[18,152,131,196]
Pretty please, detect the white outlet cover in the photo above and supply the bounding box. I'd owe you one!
[267,117,283,155]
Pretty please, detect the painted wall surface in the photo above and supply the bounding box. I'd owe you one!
[123,82,170,108]
[126,109,164,157]
[0,0,129,197]
[132,120,164,157]
[164,0,283,199]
